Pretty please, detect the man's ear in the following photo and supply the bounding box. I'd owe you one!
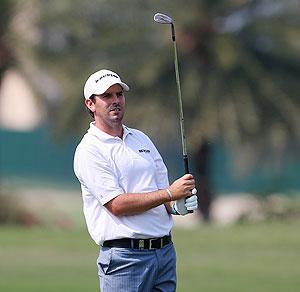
[85,98,96,113]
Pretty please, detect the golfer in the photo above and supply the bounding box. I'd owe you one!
[74,69,198,291]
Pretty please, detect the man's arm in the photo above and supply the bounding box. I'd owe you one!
[164,201,173,214]
[105,174,195,216]
[105,189,170,216]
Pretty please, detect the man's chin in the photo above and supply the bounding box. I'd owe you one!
[110,114,124,123]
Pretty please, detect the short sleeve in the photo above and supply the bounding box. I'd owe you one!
[74,146,124,205]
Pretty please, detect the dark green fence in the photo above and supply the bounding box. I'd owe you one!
[1,128,299,193]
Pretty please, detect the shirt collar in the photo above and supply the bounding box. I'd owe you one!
[88,122,132,141]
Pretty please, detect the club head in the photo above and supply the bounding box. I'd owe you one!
[154,12,173,24]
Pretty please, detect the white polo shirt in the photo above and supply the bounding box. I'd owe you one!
[74,122,173,245]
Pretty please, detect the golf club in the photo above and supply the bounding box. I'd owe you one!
[154,12,193,213]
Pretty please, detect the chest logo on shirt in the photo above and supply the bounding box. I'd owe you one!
[139,149,150,153]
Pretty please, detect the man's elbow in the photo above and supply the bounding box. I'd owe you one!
[104,197,125,217]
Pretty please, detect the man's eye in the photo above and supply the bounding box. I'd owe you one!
[117,92,124,97]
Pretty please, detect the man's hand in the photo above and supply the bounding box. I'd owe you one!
[173,188,198,216]
[168,174,195,200]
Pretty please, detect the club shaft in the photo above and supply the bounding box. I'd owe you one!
[164,18,193,214]
[173,39,189,174]
[173,38,193,213]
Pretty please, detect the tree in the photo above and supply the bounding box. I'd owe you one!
[0,0,14,82]
[158,0,300,219]
[7,0,300,220]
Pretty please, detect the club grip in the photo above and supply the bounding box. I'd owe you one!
[183,155,193,213]
[183,155,189,174]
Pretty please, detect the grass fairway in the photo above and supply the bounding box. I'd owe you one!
[0,220,299,292]
[174,220,300,292]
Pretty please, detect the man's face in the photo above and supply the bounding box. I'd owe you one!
[87,84,125,129]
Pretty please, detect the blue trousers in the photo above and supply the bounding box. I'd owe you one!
[97,242,177,292]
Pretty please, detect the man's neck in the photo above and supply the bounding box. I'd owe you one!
[95,120,123,138]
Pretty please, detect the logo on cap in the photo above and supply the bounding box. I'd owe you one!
[95,73,119,83]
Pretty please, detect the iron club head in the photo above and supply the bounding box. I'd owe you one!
[153,12,173,24]
[154,12,176,41]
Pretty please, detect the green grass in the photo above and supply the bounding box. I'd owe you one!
[0,220,300,292]
[174,220,300,292]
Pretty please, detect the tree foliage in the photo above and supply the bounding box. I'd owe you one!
[0,0,15,79]
[5,0,300,161]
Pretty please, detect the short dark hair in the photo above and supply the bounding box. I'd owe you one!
[86,95,96,118]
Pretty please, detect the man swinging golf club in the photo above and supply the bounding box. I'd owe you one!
[74,13,197,292]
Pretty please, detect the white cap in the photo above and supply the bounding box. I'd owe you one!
[83,69,130,99]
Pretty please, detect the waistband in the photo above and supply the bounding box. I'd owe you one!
[102,235,172,250]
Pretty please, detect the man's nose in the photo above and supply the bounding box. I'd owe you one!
[111,93,120,103]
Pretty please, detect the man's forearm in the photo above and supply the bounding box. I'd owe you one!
[164,201,173,214]
[105,173,195,216]
[104,189,171,216]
